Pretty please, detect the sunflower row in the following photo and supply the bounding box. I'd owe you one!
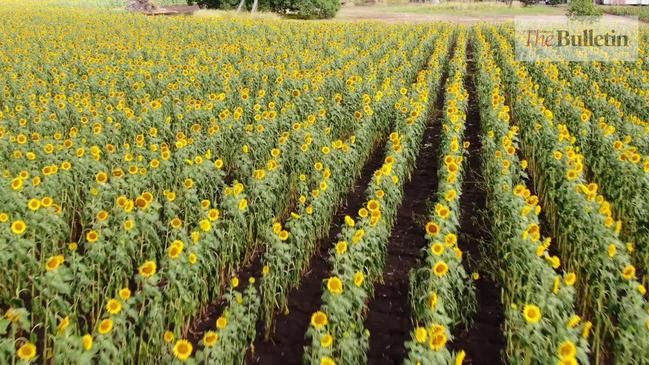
[486,25,649,364]
[519,57,649,286]
[403,28,476,365]
[579,61,649,121]
[303,27,453,365]
[546,61,649,154]
[171,24,448,364]
[474,27,589,365]
[557,62,649,153]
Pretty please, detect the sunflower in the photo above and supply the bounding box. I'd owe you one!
[95,171,108,184]
[170,217,183,229]
[522,304,541,324]
[98,318,113,335]
[311,311,328,329]
[431,242,444,256]
[432,261,448,277]
[45,255,64,271]
[566,169,578,181]
[118,288,131,300]
[567,315,581,328]
[193,218,209,232]
[82,334,93,350]
[123,219,135,231]
[163,331,174,343]
[138,260,157,278]
[622,265,636,280]
[96,210,109,221]
[444,189,457,202]
[86,230,99,243]
[188,253,198,265]
[320,333,333,348]
[238,199,248,211]
[425,222,440,236]
[57,316,70,334]
[428,291,438,309]
[415,327,427,343]
[444,233,457,246]
[17,342,36,361]
[335,241,347,255]
[327,276,343,294]
[429,332,447,351]
[173,340,192,361]
[367,199,380,212]
[216,316,228,329]
[203,331,218,347]
[208,209,220,221]
[564,272,576,286]
[27,199,41,211]
[321,357,336,365]
[558,340,576,359]
[11,178,24,191]
[354,272,364,287]
[106,299,122,315]
[436,204,450,219]
[11,220,27,235]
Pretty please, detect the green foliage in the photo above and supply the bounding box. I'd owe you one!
[278,0,340,19]
[190,0,240,10]
[601,5,649,22]
[190,0,341,18]
[567,0,602,17]
[519,0,539,7]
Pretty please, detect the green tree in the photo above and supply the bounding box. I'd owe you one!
[567,0,602,16]
[192,0,340,18]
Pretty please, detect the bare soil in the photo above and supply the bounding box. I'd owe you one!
[447,44,505,365]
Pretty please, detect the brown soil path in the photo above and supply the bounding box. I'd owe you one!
[447,39,505,365]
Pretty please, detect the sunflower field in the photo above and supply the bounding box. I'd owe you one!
[0,1,648,365]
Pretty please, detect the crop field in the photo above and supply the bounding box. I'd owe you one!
[0,2,649,365]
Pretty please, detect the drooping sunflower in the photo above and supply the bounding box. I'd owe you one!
[138,260,157,278]
[82,334,93,350]
[557,340,577,359]
[203,331,218,347]
[216,316,228,329]
[98,318,113,335]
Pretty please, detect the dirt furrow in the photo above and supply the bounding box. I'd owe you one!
[448,41,505,365]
